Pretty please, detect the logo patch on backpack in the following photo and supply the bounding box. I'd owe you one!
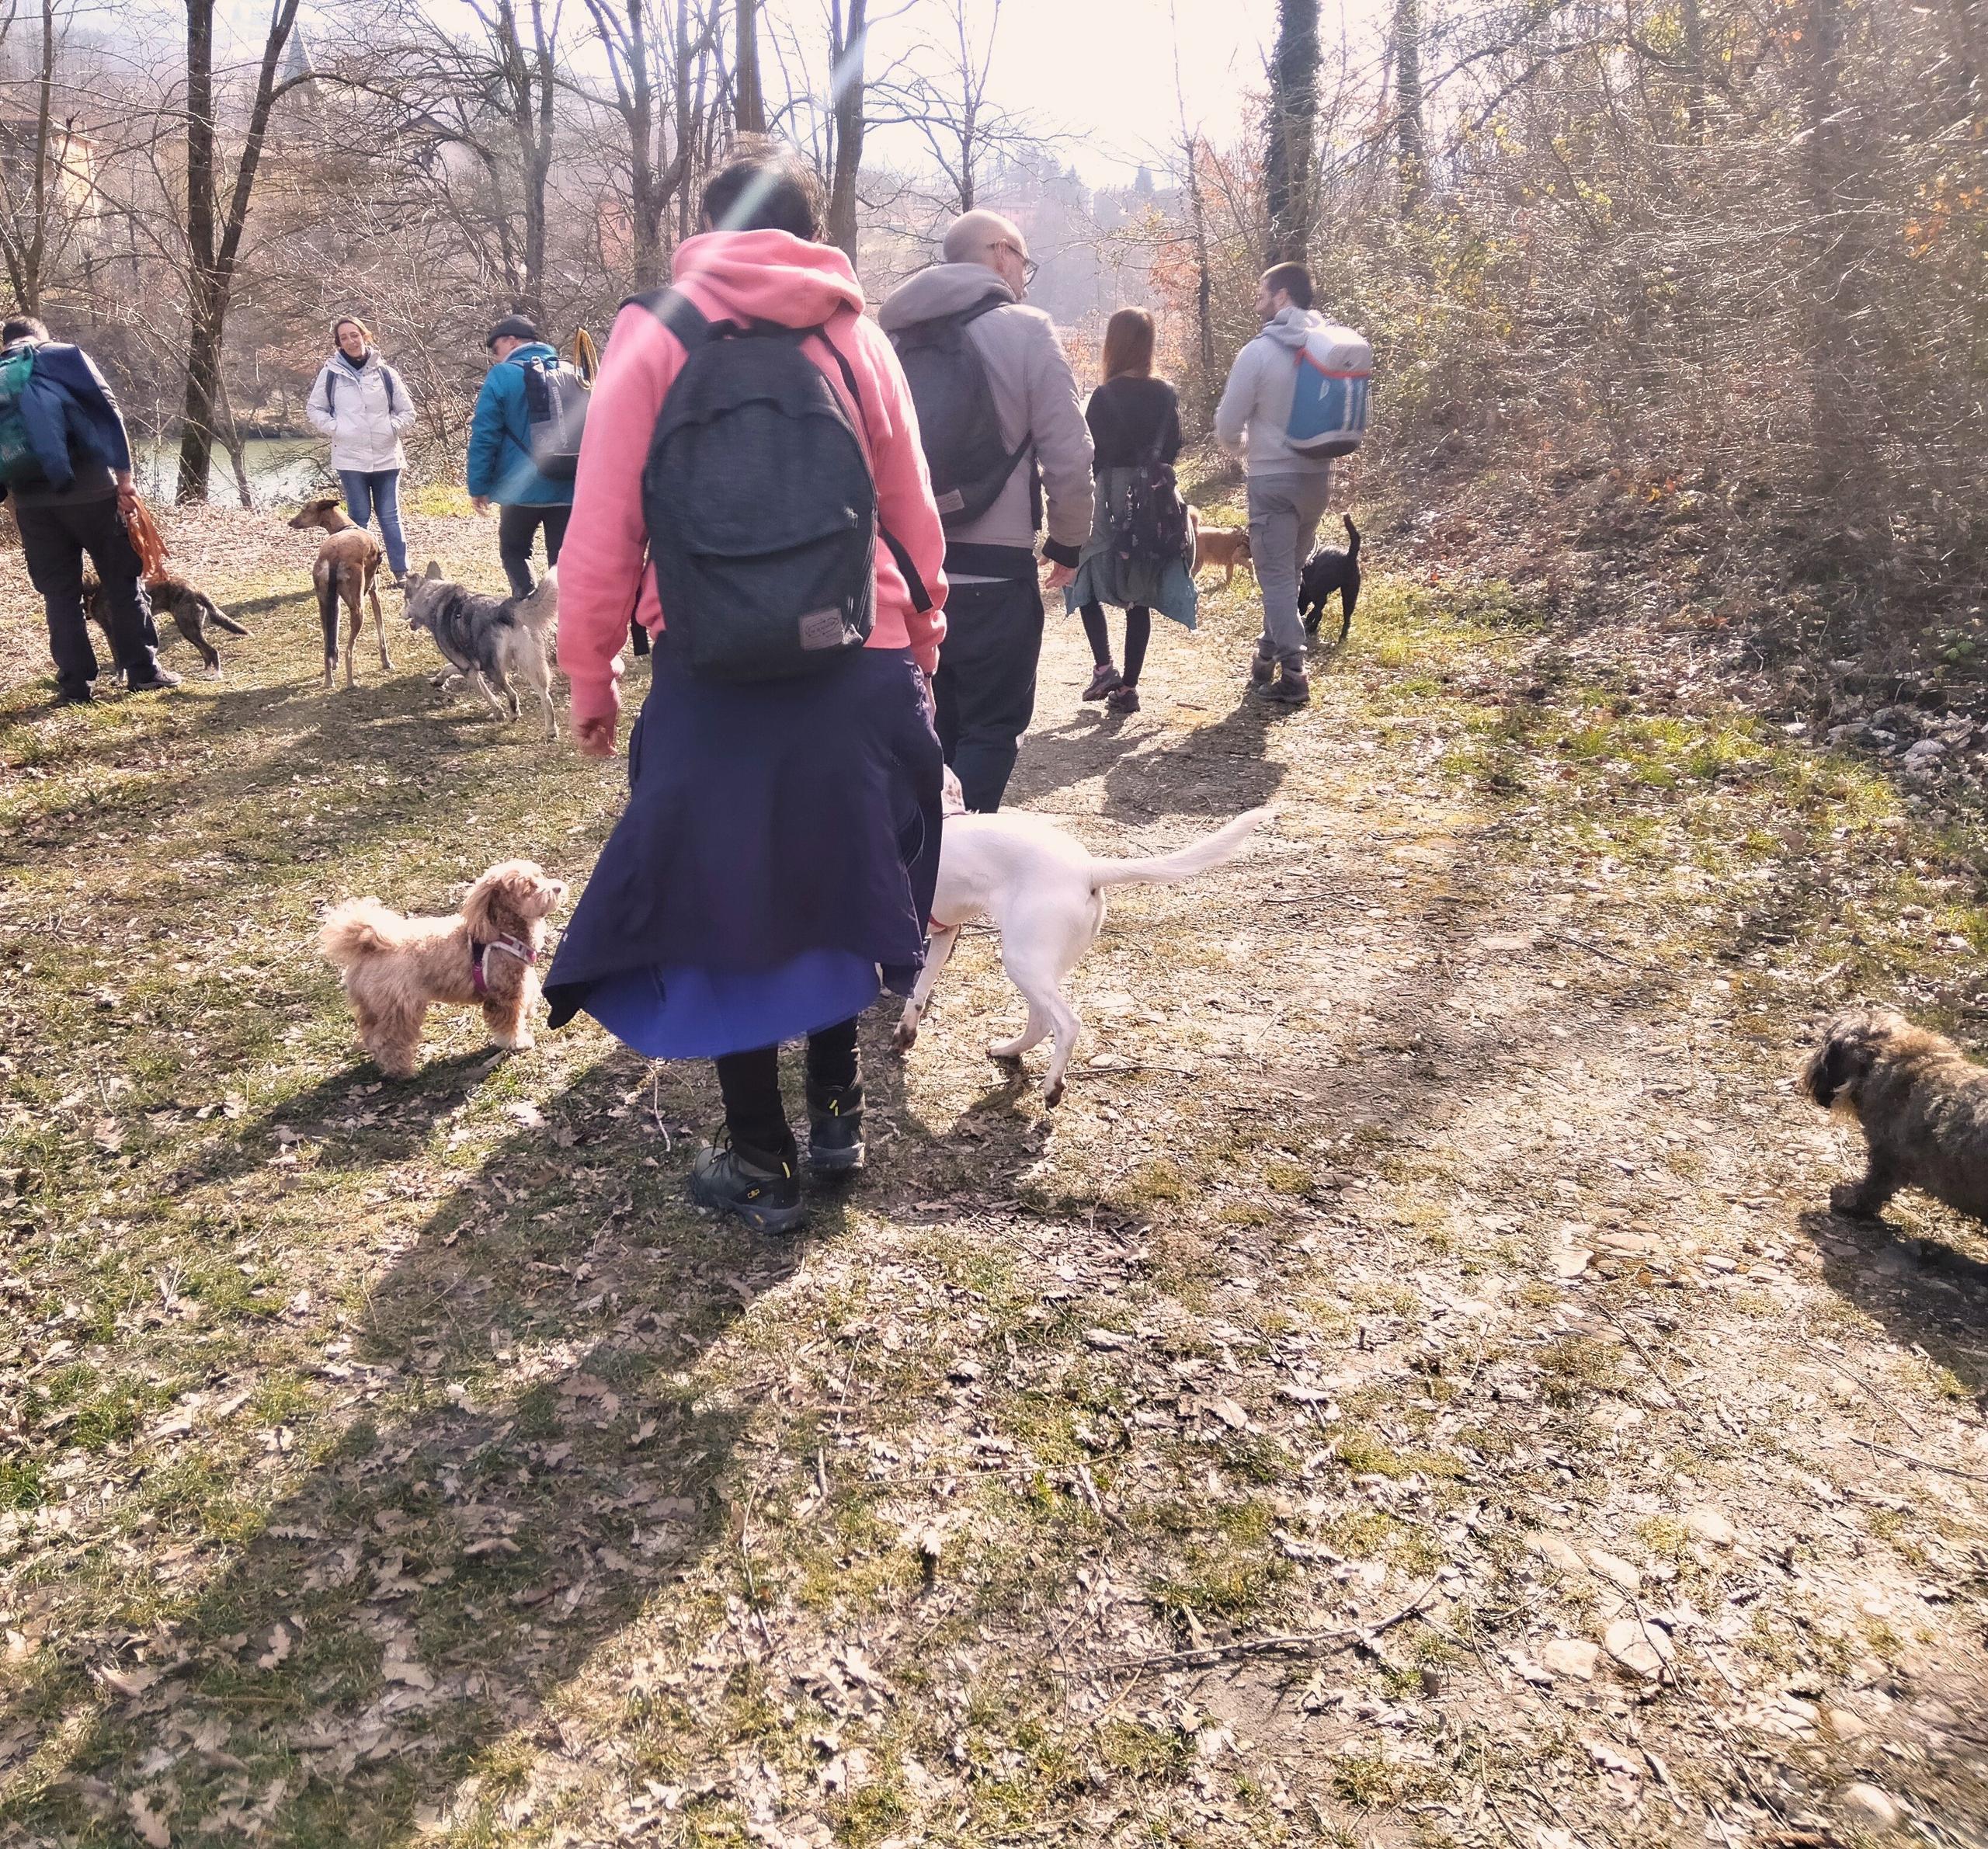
[798,607,850,651]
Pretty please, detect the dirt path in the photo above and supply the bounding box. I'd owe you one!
[3,509,1987,1847]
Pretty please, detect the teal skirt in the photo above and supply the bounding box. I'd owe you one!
[1063,467,1199,629]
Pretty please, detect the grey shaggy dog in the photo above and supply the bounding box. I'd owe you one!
[403,561,559,741]
[1800,1006,1988,1222]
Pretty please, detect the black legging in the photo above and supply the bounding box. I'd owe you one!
[1080,602,1151,686]
[713,1017,860,1156]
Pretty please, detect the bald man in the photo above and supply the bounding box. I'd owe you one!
[881,209,1093,812]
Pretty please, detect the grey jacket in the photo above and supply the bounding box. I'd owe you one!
[1214,307,1335,479]
[878,262,1093,570]
[307,348,418,474]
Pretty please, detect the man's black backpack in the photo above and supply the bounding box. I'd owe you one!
[523,356,589,481]
[1110,424,1193,573]
[888,297,1027,528]
[637,290,930,683]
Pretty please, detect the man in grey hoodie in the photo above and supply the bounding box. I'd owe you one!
[1214,262,1335,707]
[880,210,1093,811]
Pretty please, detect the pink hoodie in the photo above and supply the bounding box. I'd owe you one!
[559,230,949,731]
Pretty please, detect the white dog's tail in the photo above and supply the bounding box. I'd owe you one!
[1089,808,1273,891]
[319,898,411,968]
[514,565,558,633]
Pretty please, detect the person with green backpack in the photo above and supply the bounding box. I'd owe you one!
[0,315,177,704]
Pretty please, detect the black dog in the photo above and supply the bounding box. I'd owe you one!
[1299,515,1362,644]
[85,573,250,676]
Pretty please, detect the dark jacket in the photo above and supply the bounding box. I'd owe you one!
[466,341,575,506]
[0,338,133,505]
[1084,375,1182,471]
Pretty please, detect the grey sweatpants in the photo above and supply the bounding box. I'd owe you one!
[1246,470,1334,673]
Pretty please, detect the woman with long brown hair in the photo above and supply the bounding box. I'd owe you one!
[1064,307,1196,714]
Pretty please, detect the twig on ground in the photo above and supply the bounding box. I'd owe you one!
[1588,1297,1684,1408]
[1813,1350,1925,1436]
[1847,1434,1988,1485]
[1100,1578,1439,1675]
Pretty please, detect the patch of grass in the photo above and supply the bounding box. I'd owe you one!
[1538,1336,1630,1407]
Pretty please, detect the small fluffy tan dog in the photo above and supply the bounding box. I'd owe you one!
[320,860,567,1078]
[1193,522,1253,586]
[1801,1007,1988,1222]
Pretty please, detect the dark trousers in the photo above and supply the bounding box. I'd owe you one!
[932,574,1044,812]
[713,1017,860,1156]
[16,492,162,696]
[498,502,570,600]
[1080,601,1152,685]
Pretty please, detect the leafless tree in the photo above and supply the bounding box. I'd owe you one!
[1263,0,1320,262]
[868,0,1033,218]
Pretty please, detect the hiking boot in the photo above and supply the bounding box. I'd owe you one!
[125,665,182,693]
[1258,668,1310,707]
[1106,683,1141,714]
[689,1132,805,1234]
[806,1079,865,1176]
[1082,662,1122,702]
[1248,651,1276,687]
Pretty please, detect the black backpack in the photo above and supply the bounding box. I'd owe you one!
[522,356,589,481]
[888,297,1027,528]
[1110,420,1193,573]
[636,290,930,683]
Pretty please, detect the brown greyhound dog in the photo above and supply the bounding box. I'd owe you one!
[288,495,390,689]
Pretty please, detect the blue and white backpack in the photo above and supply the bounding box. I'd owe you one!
[1285,320,1372,459]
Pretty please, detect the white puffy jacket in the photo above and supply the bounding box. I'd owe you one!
[306,349,419,474]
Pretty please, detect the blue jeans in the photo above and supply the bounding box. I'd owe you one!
[337,468,408,578]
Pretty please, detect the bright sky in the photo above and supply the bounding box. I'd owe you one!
[849,0,1287,187]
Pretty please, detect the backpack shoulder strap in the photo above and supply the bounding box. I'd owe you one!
[805,321,934,619]
[630,287,717,351]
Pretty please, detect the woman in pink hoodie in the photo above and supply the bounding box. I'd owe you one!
[544,151,948,1234]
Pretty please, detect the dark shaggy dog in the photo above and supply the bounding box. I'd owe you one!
[1800,1007,1988,1222]
[1300,515,1363,644]
[402,561,559,741]
[84,573,249,676]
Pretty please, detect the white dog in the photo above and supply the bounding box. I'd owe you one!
[896,773,1271,1103]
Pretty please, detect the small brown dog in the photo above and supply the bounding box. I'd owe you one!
[1193,521,1253,586]
[319,860,568,1078]
[1801,1007,1988,1222]
[85,573,249,676]
[289,496,389,690]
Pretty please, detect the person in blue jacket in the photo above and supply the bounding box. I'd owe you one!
[0,315,177,704]
[466,314,575,600]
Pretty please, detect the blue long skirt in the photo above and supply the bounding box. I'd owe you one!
[544,644,944,1059]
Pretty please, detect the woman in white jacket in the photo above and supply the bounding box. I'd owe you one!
[306,316,419,585]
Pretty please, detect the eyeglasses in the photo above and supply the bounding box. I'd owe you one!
[993,242,1039,288]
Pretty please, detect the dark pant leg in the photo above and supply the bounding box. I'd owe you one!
[16,501,97,696]
[930,575,1044,813]
[540,506,571,566]
[497,503,539,600]
[714,1045,791,1156]
[74,496,162,681]
[1079,601,1113,667]
[1123,606,1152,686]
[805,1017,860,1092]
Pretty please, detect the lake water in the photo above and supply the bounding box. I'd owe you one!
[132,437,328,508]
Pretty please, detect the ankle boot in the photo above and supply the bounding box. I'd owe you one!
[805,1079,865,1175]
[690,1131,805,1233]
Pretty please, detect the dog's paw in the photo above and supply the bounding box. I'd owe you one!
[1830,1183,1883,1219]
[1044,1079,1065,1107]
[892,1019,919,1052]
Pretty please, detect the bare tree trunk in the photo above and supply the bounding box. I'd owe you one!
[1184,134,1215,373]
[1805,0,1852,468]
[1679,0,1708,142]
[1393,0,1425,213]
[174,0,301,505]
[2,0,61,312]
[1263,0,1320,264]
[825,0,866,263]
[735,0,763,132]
